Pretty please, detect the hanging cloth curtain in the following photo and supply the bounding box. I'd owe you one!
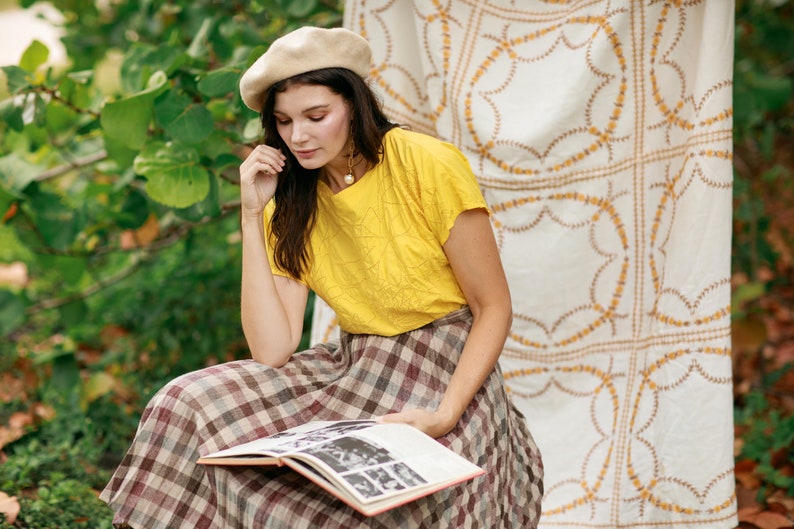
[311,2,737,527]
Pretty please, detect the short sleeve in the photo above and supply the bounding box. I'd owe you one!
[413,139,489,245]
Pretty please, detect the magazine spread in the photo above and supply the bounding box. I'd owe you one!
[197,420,485,516]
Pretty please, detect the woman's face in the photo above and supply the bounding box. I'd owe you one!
[273,83,352,171]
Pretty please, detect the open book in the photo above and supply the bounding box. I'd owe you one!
[197,420,484,517]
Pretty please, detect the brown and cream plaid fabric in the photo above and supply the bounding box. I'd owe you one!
[101,307,543,528]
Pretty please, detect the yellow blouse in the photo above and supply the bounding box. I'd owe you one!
[266,127,488,336]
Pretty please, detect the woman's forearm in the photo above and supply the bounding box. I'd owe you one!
[436,302,512,431]
[240,214,306,367]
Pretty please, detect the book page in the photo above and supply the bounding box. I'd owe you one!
[288,423,483,506]
[199,420,377,460]
[198,420,484,515]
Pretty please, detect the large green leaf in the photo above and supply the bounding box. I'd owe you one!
[174,162,221,222]
[19,40,49,72]
[104,135,139,167]
[154,89,214,144]
[100,70,168,149]
[197,67,242,98]
[134,142,210,208]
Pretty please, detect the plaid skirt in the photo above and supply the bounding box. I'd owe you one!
[100,307,543,528]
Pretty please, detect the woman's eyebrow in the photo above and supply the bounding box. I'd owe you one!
[273,104,330,116]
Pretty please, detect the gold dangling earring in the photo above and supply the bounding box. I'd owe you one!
[343,137,355,185]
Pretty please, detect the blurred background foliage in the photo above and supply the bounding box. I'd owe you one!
[0,0,338,526]
[0,0,791,527]
[731,1,794,522]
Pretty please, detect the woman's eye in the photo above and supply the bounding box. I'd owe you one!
[308,116,325,122]
[276,119,291,125]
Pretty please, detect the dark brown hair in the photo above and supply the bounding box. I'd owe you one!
[260,67,396,279]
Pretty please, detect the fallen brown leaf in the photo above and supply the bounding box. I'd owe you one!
[0,491,20,524]
[0,372,27,404]
[768,490,794,516]
[119,213,159,249]
[738,505,794,529]
[735,460,763,490]
[752,510,794,529]
[1,203,17,223]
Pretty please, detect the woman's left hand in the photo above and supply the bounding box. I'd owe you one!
[379,408,458,439]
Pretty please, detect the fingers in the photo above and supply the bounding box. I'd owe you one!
[239,146,288,211]
[246,145,286,175]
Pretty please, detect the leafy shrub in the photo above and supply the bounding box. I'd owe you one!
[734,387,794,498]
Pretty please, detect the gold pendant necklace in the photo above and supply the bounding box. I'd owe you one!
[343,139,355,185]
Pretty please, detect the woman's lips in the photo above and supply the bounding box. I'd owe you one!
[294,149,318,159]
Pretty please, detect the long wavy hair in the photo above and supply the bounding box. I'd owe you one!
[260,67,397,280]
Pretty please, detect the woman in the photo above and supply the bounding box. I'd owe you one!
[101,26,543,528]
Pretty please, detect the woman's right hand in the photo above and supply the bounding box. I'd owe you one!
[239,144,287,217]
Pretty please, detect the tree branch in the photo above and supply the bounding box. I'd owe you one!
[27,253,144,312]
[35,150,108,182]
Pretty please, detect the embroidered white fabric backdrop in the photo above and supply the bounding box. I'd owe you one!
[311,2,737,527]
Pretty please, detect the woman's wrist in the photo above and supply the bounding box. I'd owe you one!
[435,402,462,433]
[240,213,266,245]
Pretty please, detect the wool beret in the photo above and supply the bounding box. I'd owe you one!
[239,26,372,112]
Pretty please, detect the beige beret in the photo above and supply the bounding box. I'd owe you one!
[239,26,372,112]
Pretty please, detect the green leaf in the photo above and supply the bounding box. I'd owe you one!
[25,190,80,251]
[38,255,87,286]
[197,67,242,98]
[103,135,139,167]
[101,96,152,149]
[82,371,117,407]
[19,40,49,72]
[0,289,26,337]
[116,188,151,229]
[51,351,81,394]
[1,66,31,93]
[213,152,243,173]
[121,45,185,93]
[59,73,95,109]
[732,281,766,313]
[154,89,214,144]
[750,72,792,113]
[66,70,93,84]
[134,142,210,208]
[285,0,319,18]
[0,153,43,191]
[59,298,88,327]
[0,99,25,132]
[100,70,168,149]
[45,99,79,134]
[174,164,221,221]
[187,16,216,59]
[33,92,48,127]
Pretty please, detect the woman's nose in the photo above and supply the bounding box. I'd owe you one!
[291,122,308,144]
